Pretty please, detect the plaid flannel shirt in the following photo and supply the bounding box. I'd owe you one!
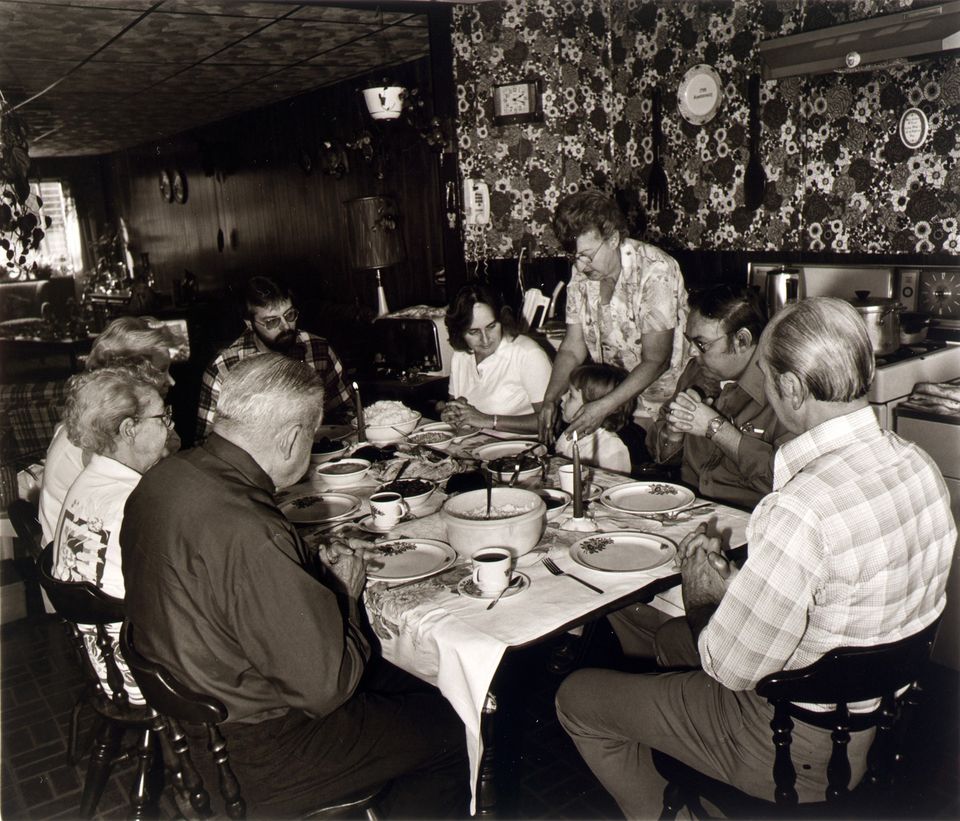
[699,407,956,693]
[196,329,353,442]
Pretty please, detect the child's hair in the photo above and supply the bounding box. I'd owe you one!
[569,363,635,432]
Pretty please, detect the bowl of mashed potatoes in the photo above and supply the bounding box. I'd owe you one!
[361,401,422,445]
[440,487,546,560]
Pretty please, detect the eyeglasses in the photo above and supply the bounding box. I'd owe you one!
[139,407,174,427]
[685,332,728,354]
[254,307,299,331]
[565,243,604,267]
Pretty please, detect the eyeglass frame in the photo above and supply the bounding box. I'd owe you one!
[565,241,605,267]
[684,331,729,354]
[253,307,299,331]
[138,407,174,427]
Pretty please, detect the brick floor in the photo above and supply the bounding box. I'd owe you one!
[2,613,958,819]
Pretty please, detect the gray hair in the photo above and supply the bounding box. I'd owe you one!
[213,353,325,438]
[762,297,875,402]
[86,316,179,370]
[63,366,159,455]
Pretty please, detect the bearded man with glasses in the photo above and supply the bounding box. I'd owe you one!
[196,276,353,442]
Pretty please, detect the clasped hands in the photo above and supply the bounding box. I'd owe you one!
[440,396,488,431]
[665,388,719,439]
[318,535,372,598]
[676,522,738,611]
[538,396,613,445]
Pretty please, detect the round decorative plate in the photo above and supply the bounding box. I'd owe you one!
[159,170,173,202]
[677,64,723,125]
[600,481,695,515]
[279,491,360,524]
[458,572,530,600]
[898,107,928,150]
[569,531,677,573]
[365,538,457,583]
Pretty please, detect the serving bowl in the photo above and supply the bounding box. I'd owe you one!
[441,487,546,560]
[535,487,572,522]
[376,477,438,510]
[310,438,349,466]
[475,441,547,484]
[406,427,456,449]
[361,411,423,445]
[313,458,371,488]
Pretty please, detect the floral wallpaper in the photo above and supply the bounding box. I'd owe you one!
[450,0,960,260]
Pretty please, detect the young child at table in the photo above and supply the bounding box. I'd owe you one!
[555,363,649,475]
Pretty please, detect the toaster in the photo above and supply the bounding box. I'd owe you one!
[373,307,455,377]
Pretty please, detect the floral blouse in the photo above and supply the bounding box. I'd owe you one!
[565,237,689,418]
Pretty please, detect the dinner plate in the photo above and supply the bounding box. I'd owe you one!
[365,538,457,582]
[473,441,546,461]
[458,572,530,600]
[279,492,360,524]
[478,429,538,441]
[599,481,695,515]
[418,421,455,433]
[569,531,677,573]
[315,424,353,442]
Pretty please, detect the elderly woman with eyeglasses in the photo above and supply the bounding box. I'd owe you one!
[51,365,174,704]
[440,283,552,435]
[538,191,689,446]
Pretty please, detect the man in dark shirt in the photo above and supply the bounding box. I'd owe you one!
[122,354,468,818]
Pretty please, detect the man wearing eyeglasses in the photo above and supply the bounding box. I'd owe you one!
[646,284,793,509]
[196,276,353,442]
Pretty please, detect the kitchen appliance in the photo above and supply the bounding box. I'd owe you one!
[764,267,805,317]
[748,262,960,429]
[895,389,960,671]
[372,306,454,377]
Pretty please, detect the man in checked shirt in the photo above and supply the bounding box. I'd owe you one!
[196,276,353,442]
[556,297,957,816]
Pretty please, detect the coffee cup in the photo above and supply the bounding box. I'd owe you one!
[369,491,409,529]
[471,546,513,596]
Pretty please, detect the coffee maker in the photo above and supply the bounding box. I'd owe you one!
[764,267,806,317]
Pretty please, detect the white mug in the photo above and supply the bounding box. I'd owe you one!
[369,491,409,528]
[471,547,512,596]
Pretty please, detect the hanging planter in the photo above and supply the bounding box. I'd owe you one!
[362,86,406,120]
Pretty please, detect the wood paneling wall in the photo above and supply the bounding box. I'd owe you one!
[97,57,447,318]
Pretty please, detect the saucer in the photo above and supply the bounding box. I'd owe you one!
[458,572,530,601]
[356,514,404,534]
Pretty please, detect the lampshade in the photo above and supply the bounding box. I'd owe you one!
[362,86,405,120]
[344,196,405,270]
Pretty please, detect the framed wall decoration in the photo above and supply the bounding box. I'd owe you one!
[159,170,173,202]
[172,169,188,204]
[898,107,928,150]
[492,79,543,126]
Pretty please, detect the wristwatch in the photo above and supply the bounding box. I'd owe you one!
[705,415,727,440]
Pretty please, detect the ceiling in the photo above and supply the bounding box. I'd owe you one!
[0,0,438,158]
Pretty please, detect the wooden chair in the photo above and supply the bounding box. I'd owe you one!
[7,498,43,559]
[120,621,387,820]
[653,617,942,819]
[36,542,159,818]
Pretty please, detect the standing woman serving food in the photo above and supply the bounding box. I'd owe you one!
[441,283,552,435]
[539,191,689,444]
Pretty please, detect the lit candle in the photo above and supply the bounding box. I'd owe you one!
[572,430,583,518]
[352,381,365,442]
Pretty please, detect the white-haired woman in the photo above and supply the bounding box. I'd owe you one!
[39,315,181,544]
[53,365,173,703]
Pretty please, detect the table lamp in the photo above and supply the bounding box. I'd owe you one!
[344,195,405,317]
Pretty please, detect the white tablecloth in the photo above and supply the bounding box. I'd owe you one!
[299,439,752,812]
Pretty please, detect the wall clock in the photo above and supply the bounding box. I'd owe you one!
[159,170,173,203]
[677,64,723,125]
[172,170,188,204]
[492,79,543,126]
[918,270,960,319]
[898,107,928,150]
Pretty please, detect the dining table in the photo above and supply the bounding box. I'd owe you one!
[287,427,752,815]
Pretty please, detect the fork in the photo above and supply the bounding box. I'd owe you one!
[646,87,669,211]
[542,557,604,594]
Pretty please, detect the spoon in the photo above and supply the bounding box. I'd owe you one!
[507,462,522,487]
[392,458,411,484]
[486,574,522,610]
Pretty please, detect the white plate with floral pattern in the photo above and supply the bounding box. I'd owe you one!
[365,538,457,583]
[279,491,361,524]
[599,482,695,515]
[569,531,677,573]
